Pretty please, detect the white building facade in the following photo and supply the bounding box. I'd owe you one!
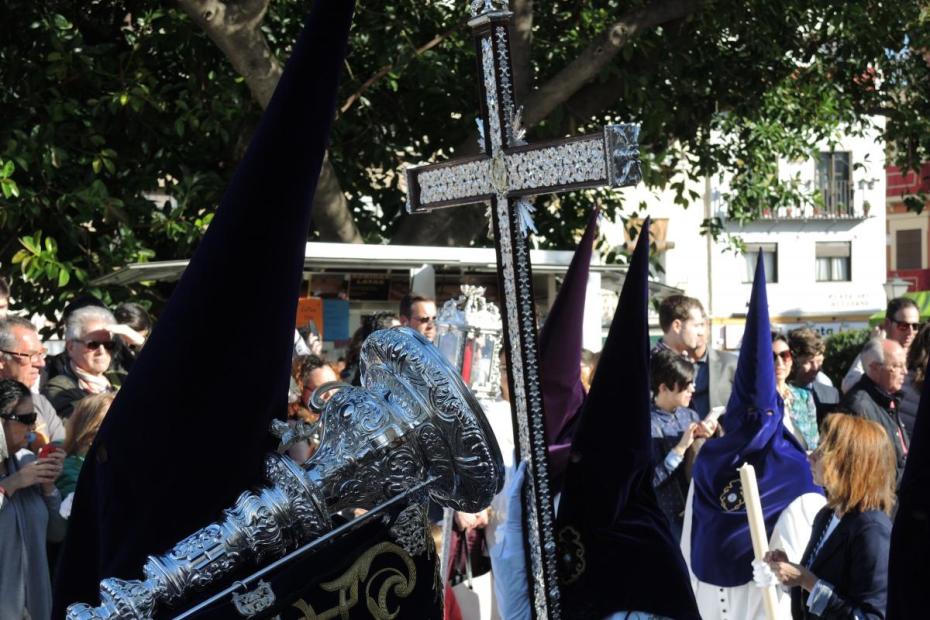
[603,119,887,350]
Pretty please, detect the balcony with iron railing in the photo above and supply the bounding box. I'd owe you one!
[754,182,867,221]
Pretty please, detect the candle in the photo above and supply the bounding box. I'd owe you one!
[739,462,780,620]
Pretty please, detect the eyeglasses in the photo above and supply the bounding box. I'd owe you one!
[773,350,792,363]
[0,411,37,426]
[894,320,920,332]
[79,340,117,352]
[881,362,907,372]
[414,316,436,325]
[0,348,47,363]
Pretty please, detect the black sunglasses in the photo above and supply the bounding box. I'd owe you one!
[80,339,117,351]
[1,411,38,425]
[773,350,792,363]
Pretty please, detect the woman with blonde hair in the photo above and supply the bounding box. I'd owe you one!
[763,413,896,619]
[56,392,115,502]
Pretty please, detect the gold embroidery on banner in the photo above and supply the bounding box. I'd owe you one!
[557,526,586,585]
[291,541,417,620]
[719,479,745,512]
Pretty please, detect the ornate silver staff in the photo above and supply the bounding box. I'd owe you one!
[67,327,504,619]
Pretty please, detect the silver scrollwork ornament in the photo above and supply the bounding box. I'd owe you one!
[67,327,503,620]
[434,285,504,401]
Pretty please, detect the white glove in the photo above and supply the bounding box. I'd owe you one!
[752,558,780,588]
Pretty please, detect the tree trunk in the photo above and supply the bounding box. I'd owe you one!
[176,0,362,243]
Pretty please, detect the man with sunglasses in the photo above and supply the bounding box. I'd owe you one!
[0,317,66,444]
[841,297,920,394]
[399,293,438,343]
[43,306,118,419]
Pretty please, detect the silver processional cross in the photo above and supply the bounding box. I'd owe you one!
[405,1,642,617]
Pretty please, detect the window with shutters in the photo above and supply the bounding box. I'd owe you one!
[744,243,778,283]
[815,152,853,217]
[896,229,923,270]
[815,242,851,282]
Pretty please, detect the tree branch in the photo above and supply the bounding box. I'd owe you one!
[523,0,702,128]
[176,0,362,243]
[341,21,465,114]
[176,0,281,108]
[509,0,534,101]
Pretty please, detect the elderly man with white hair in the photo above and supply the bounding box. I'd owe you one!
[43,306,118,418]
[0,317,65,444]
[841,337,910,484]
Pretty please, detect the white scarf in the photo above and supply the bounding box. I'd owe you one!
[71,361,112,394]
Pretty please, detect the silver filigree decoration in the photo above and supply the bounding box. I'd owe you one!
[269,418,319,454]
[435,285,504,400]
[470,0,510,18]
[481,37,504,153]
[514,197,538,236]
[493,192,549,615]
[476,117,486,154]
[605,123,643,187]
[494,27,516,146]
[418,159,492,205]
[390,503,431,558]
[232,581,276,618]
[507,137,608,194]
[511,107,527,146]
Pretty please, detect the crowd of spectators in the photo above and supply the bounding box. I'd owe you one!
[1,266,926,619]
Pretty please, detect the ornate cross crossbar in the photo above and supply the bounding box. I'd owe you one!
[405,2,642,617]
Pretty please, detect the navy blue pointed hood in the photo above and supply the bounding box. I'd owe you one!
[888,344,930,617]
[556,219,700,619]
[53,0,356,613]
[539,209,597,493]
[690,252,821,586]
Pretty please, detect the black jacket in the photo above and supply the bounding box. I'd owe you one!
[808,381,841,427]
[842,376,909,485]
[791,507,891,620]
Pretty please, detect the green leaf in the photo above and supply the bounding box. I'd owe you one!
[52,14,72,30]
[58,268,70,287]
[19,235,39,254]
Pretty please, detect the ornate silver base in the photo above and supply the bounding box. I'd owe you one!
[66,454,327,619]
[67,327,503,619]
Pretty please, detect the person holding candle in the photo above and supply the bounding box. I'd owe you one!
[682,255,825,620]
[762,413,894,619]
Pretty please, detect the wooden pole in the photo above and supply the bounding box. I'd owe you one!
[738,462,780,620]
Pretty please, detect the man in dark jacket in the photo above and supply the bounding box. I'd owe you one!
[842,338,909,484]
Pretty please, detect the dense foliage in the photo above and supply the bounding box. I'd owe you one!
[823,327,871,387]
[1,0,929,321]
